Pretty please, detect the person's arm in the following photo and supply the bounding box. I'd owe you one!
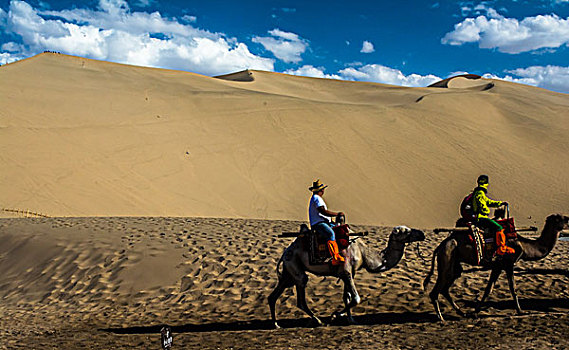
[317,206,343,218]
[487,198,504,208]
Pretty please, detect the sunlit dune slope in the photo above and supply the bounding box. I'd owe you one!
[1,53,568,226]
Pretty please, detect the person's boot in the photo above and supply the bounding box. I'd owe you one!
[327,240,345,265]
[495,229,515,256]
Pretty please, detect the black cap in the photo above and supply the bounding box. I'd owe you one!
[477,174,489,185]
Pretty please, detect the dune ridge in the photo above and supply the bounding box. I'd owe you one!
[1,53,568,227]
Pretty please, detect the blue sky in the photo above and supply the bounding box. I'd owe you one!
[1,0,569,93]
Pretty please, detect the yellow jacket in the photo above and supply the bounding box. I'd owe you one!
[473,184,503,219]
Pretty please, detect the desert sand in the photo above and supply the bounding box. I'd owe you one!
[1,217,568,349]
[1,54,569,349]
[1,53,568,227]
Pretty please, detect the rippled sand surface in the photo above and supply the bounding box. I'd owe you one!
[1,217,568,349]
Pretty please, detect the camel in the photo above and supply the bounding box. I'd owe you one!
[268,225,425,328]
[423,214,569,322]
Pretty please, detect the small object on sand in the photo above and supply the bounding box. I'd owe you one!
[161,326,173,349]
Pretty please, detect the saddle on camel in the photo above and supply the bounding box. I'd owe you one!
[290,219,367,266]
[458,206,520,265]
[278,179,367,266]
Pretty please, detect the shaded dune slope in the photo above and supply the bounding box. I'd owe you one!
[1,53,568,227]
[215,70,255,82]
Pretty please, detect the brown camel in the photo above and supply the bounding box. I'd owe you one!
[268,225,425,328]
[423,214,569,322]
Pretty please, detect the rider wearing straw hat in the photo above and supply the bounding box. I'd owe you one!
[308,179,345,265]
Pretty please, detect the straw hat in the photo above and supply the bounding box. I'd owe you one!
[309,179,328,192]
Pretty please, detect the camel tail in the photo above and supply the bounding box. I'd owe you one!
[276,250,285,280]
[423,244,440,291]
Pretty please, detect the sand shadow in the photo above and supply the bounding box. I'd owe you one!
[102,319,280,334]
[101,311,436,334]
[462,297,569,313]
[514,267,569,277]
[461,267,569,277]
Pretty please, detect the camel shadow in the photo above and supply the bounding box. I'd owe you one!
[101,311,436,334]
[514,267,569,277]
[462,297,569,313]
[461,267,569,277]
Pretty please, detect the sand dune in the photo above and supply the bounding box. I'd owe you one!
[1,53,568,227]
[428,74,495,91]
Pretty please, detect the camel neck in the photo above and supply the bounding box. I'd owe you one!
[519,219,560,261]
[363,238,406,273]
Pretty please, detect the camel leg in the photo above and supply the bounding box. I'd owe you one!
[441,289,464,317]
[441,263,466,317]
[429,240,456,322]
[441,266,466,317]
[504,263,524,315]
[268,270,294,329]
[430,273,450,322]
[474,267,502,314]
[295,274,322,327]
[332,271,360,325]
[429,278,443,321]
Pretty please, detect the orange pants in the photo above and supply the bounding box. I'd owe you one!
[496,229,515,255]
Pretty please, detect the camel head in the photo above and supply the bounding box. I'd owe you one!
[390,225,425,244]
[546,214,569,232]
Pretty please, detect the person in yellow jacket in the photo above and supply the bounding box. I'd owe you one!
[473,175,515,256]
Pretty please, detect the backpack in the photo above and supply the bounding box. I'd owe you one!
[460,192,476,222]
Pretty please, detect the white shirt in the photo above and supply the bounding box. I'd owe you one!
[308,194,330,226]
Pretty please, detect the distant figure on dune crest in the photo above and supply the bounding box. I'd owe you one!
[307,179,345,266]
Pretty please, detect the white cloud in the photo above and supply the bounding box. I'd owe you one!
[360,40,375,53]
[1,0,274,76]
[460,6,472,17]
[473,4,502,19]
[442,10,569,53]
[134,0,154,7]
[338,64,441,87]
[0,52,23,65]
[450,65,569,94]
[482,72,537,86]
[447,70,470,77]
[493,65,569,93]
[98,0,129,14]
[283,65,341,79]
[252,28,308,63]
[460,3,502,18]
[282,62,440,88]
[1,41,23,52]
[181,15,197,23]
